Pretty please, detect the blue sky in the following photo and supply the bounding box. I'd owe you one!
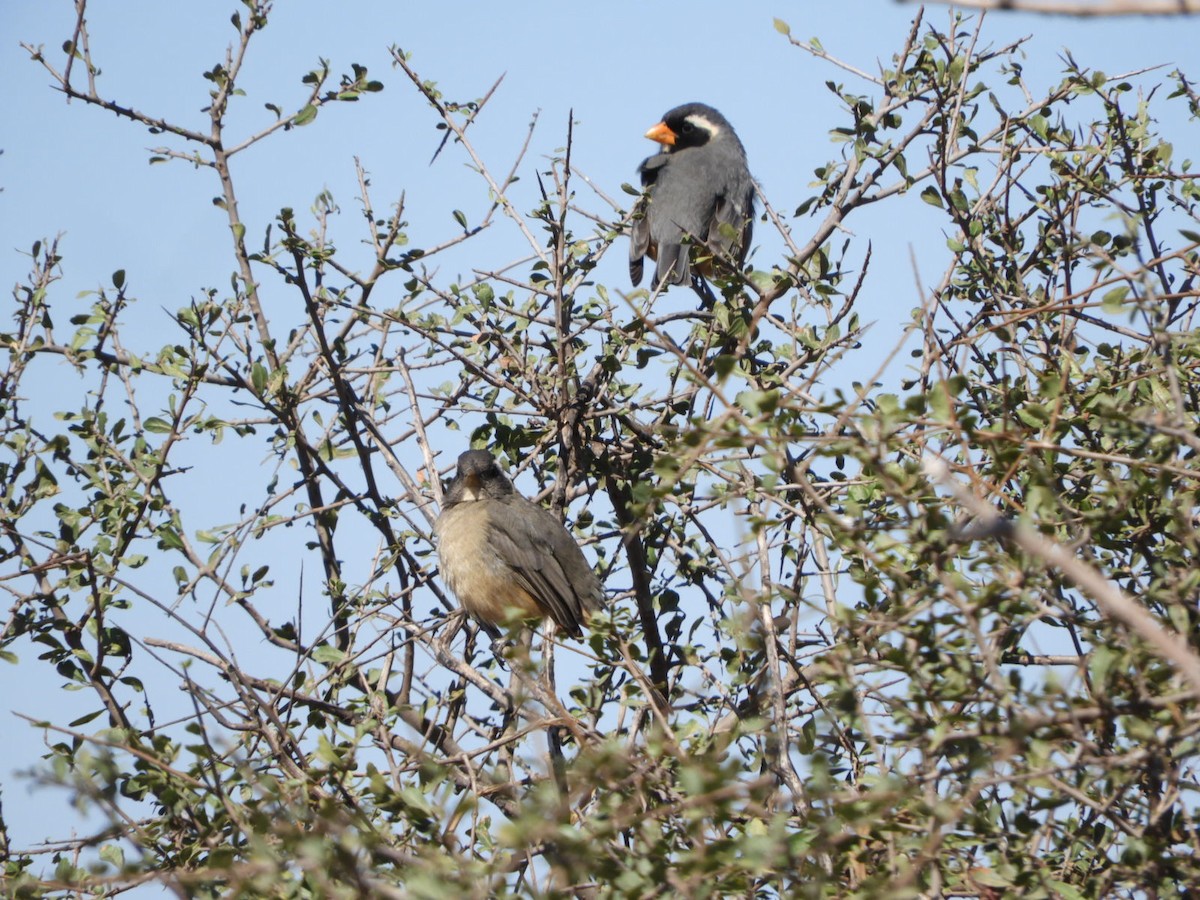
[3,0,1199,883]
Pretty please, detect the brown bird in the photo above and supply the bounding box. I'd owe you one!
[434,449,603,637]
[630,102,755,290]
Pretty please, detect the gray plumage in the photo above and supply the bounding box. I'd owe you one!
[434,449,603,637]
[630,102,755,289]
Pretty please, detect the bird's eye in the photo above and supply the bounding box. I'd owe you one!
[680,121,695,134]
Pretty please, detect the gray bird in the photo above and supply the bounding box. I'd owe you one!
[434,449,604,638]
[629,102,755,290]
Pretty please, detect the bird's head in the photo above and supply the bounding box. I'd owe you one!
[644,102,736,151]
[447,449,515,502]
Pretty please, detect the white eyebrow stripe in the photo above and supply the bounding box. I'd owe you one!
[685,113,722,136]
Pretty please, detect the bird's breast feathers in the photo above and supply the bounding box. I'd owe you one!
[435,501,542,621]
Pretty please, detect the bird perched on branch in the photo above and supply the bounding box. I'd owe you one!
[434,449,603,638]
[629,102,755,291]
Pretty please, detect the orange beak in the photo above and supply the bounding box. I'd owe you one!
[644,121,676,147]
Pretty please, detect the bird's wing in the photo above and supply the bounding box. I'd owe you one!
[638,152,671,187]
[487,500,597,634]
[709,176,755,269]
[630,154,672,286]
[630,203,650,286]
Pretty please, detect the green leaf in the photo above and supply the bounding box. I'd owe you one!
[970,869,1011,888]
[293,104,318,126]
[1047,882,1088,900]
[69,709,105,727]
[1101,285,1129,313]
[99,843,126,869]
[156,525,185,552]
[736,389,779,416]
[312,644,346,664]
